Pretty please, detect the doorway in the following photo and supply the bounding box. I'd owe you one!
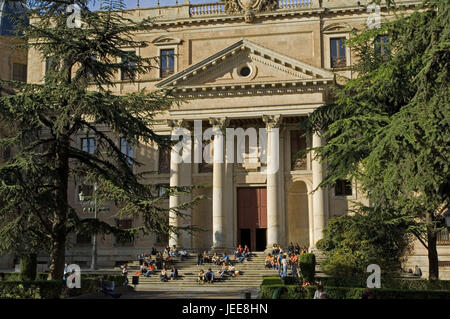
[237,187,267,251]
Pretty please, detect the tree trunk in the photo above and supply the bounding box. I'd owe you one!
[48,134,70,280]
[48,235,66,280]
[427,229,439,280]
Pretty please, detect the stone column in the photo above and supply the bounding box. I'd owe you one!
[312,132,326,245]
[209,117,229,250]
[167,120,192,249]
[262,115,283,249]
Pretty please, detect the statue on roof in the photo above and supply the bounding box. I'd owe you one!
[224,0,278,23]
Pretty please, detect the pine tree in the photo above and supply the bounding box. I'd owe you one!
[303,0,449,280]
[0,0,204,280]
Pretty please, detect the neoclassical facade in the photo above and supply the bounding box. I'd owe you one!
[23,0,450,276]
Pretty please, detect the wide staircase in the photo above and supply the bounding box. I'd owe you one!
[127,251,324,291]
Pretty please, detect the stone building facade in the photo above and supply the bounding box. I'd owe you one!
[20,0,450,278]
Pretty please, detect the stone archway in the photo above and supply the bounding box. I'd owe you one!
[287,181,309,247]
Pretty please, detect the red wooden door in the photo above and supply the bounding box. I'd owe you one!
[237,187,267,251]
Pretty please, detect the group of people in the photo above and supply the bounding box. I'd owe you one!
[133,245,189,282]
[265,242,308,279]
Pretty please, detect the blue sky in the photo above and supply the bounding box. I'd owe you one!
[89,0,218,11]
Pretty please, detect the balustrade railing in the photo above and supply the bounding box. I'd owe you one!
[189,0,313,17]
[189,3,225,16]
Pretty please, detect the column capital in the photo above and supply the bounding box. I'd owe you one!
[262,114,283,130]
[209,117,229,129]
[167,119,190,129]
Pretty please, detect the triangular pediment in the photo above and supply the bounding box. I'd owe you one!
[156,39,334,89]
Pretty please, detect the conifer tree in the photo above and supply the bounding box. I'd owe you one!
[303,0,449,279]
[0,0,203,280]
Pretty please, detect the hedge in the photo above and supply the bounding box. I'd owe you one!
[299,253,315,283]
[0,274,125,299]
[319,277,450,291]
[20,254,37,281]
[260,284,450,299]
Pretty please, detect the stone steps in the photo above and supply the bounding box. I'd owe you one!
[127,252,323,290]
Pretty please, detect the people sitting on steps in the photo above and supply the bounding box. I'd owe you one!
[234,244,243,258]
[272,243,280,255]
[144,262,156,277]
[160,268,168,282]
[265,254,273,269]
[212,252,220,265]
[197,252,204,266]
[205,268,215,283]
[203,251,211,263]
[170,266,179,280]
[180,248,188,261]
[220,252,230,264]
[198,269,205,284]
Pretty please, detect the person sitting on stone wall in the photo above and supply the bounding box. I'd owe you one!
[272,243,280,255]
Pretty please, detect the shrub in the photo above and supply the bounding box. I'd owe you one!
[299,253,315,283]
[260,284,450,299]
[20,254,37,281]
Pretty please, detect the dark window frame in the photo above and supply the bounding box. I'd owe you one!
[334,179,353,196]
[330,37,347,68]
[160,49,175,78]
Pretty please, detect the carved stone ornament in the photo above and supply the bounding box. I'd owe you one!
[224,0,278,23]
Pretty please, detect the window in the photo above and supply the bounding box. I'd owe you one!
[12,63,27,82]
[78,184,94,198]
[160,49,175,78]
[81,137,95,154]
[290,130,307,170]
[375,35,389,57]
[45,57,58,75]
[158,136,171,174]
[115,219,134,246]
[438,229,450,245]
[120,137,134,166]
[157,184,169,197]
[334,179,352,196]
[121,51,137,81]
[86,55,98,80]
[330,38,347,68]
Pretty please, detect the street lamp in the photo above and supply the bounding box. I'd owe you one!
[79,183,98,271]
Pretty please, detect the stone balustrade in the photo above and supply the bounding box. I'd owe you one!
[189,2,225,16]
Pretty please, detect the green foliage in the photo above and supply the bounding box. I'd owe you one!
[317,210,411,278]
[20,254,37,281]
[262,276,282,285]
[0,274,125,299]
[302,0,449,279]
[260,284,450,299]
[0,0,205,279]
[299,253,316,283]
